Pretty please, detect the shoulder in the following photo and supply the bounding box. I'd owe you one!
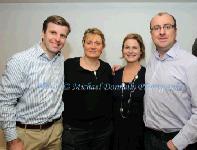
[114,67,124,78]
[99,59,112,71]
[179,50,197,65]
[174,49,197,77]
[112,67,124,83]
[115,67,124,75]
[64,57,81,74]
[4,46,37,75]
[13,44,40,60]
[140,66,146,73]
[64,57,80,66]
[8,46,36,66]
[139,66,146,81]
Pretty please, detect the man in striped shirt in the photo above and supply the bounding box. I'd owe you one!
[0,15,71,150]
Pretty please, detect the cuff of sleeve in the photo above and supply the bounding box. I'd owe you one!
[4,128,17,142]
[172,132,189,150]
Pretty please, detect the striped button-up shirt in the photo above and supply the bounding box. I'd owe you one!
[0,43,64,141]
[144,42,197,149]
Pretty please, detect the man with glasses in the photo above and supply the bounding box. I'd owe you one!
[144,12,197,150]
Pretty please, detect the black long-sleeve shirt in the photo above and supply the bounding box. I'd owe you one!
[62,57,113,129]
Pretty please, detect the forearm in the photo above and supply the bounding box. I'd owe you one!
[0,101,17,141]
[172,115,197,149]
[4,127,17,142]
[172,132,188,150]
[173,62,197,149]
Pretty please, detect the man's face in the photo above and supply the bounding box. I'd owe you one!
[41,22,69,58]
[150,14,177,56]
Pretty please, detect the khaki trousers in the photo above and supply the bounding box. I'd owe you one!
[0,129,6,150]
[17,119,63,150]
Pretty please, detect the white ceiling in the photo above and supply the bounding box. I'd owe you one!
[0,0,197,3]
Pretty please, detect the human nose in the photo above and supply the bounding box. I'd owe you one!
[55,35,61,42]
[90,42,97,48]
[127,47,136,52]
[129,49,138,53]
[159,27,166,34]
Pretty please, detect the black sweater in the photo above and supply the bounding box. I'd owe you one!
[62,57,113,129]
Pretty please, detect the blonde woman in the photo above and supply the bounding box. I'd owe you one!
[62,28,113,150]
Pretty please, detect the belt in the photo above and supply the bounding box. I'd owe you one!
[145,127,178,140]
[16,117,61,129]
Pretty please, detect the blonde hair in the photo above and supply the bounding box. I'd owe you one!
[82,28,105,48]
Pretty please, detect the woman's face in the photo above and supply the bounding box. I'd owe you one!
[83,33,104,59]
[122,39,142,63]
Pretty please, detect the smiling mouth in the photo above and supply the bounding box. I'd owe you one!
[127,54,137,57]
[159,37,168,41]
[88,51,97,53]
[52,45,59,49]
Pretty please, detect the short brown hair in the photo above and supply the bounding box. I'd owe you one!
[150,12,177,30]
[122,33,145,60]
[42,15,71,35]
[82,28,105,48]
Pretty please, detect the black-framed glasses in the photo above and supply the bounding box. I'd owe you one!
[150,24,175,32]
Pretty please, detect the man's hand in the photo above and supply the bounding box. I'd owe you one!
[167,140,177,150]
[7,138,24,150]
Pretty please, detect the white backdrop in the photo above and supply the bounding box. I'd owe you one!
[0,2,197,76]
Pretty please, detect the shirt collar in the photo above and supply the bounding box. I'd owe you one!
[34,43,45,58]
[35,42,62,60]
[154,42,179,61]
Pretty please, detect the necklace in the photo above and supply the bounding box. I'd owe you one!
[82,57,100,77]
[120,74,138,119]
[93,71,97,76]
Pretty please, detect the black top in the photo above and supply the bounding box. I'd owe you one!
[62,57,113,129]
[112,66,146,150]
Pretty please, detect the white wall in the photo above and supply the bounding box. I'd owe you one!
[0,2,197,76]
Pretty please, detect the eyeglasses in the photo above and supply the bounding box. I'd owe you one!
[150,24,175,32]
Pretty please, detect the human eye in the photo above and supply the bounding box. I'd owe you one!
[152,25,161,31]
[60,34,66,39]
[86,41,92,45]
[95,42,102,46]
[164,24,171,30]
[124,46,130,50]
[50,31,56,35]
[132,46,138,50]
